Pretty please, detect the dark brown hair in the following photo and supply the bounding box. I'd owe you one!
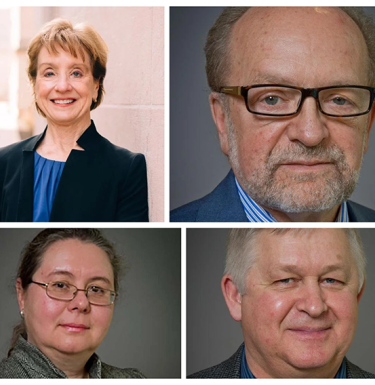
[8,229,121,356]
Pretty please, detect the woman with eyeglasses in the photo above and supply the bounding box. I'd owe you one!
[0,229,145,378]
[0,19,148,222]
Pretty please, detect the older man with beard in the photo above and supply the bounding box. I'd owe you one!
[170,7,375,222]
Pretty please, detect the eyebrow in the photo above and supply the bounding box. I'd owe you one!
[46,270,112,286]
[38,62,90,70]
[249,73,362,88]
[271,263,348,276]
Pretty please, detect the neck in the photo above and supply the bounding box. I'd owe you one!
[244,345,343,378]
[265,204,341,222]
[41,345,92,379]
[37,118,91,161]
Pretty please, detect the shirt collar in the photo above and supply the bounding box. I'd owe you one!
[240,345,347,378]
[11,336,102,378]
[235,177,349,222]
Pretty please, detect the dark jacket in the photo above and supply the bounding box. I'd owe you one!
[171,170,375,222]
[0,121,148,222]
[0,336,145,378]
[188,344,375,378]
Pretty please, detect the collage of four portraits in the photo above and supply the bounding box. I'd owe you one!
[0,5,375,380]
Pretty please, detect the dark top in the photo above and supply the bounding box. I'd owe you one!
[0,120,148,222]
[0,336,145,379]
[33,152,65,222]
[188,343,375,379]
[171,170,375,222]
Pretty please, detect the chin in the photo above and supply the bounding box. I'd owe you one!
[54,337,93,355]
[284,350,336,371]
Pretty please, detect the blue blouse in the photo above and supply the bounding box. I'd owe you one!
[33,152,65,222]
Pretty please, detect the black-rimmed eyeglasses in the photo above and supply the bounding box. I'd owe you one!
[220,84,375,117]
[31,280,116,306]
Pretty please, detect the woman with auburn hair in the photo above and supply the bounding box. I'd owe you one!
[0,19,148,222]
[0,229,145,378]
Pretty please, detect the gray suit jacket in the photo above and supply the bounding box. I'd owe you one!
[188,344,375,378]
[0,336,145,379]
[171,170,375,222]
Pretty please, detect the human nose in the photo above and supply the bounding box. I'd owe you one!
[54,74,72,92]
[286,97,329,147]
[68,289,90,312]
[295,282,328,317]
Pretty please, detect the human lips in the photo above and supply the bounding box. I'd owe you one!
[279,160,334,170]
[60,323,90,332]
[287,326,332,339]
[51,98,76,105]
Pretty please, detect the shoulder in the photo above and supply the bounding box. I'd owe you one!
[188,344,243,379]
[346,359,375,378]
[99,138,147,170]
[0,354,32,379]
[170,197,205,222]
[170,170,246,222]
[100,362,146,379]
[347,200,375,222]
[0,134,40,161]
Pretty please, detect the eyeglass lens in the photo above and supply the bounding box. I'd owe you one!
[247,86,371,116]
[46,281,114,305]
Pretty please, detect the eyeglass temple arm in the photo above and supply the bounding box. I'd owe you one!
[220,86,242,96]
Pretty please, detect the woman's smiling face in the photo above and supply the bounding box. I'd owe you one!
[34,45,99,128]
[17,239,115,359]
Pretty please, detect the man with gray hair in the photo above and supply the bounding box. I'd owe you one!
[171,7,375,222]
[189,228,374,378]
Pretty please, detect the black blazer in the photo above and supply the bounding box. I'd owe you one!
[0,121,148,222]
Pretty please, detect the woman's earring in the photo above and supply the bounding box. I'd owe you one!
[20,309,24,318]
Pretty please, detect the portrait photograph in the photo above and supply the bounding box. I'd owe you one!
[187,228,375,378]
[0,228,180,378]
[170,7,375,223]
[0,6,164,222]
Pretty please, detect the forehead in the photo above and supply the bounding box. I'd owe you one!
[252,229,356,273]
[37,44,90,67]
[228,7,369,86]
[36,239,114,282]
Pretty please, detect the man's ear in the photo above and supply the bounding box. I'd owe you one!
[221,274,242,321]
[364,105,375,153]
[209,93,229,155]
[16,278,25,313]
[357,279,366,303]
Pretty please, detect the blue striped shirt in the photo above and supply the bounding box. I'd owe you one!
[240,345,347,378]
[235,177,349,222]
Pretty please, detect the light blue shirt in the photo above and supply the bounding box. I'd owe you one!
[235,177,349,222]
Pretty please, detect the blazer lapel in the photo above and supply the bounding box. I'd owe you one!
[17,151,34,221]
[49,121,107,221]
[16,132,46,221]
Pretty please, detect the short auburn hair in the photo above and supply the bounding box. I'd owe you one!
[27,18,108,116]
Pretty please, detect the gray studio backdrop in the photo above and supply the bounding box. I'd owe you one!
[170,7,375,212]
[187,228,375,375]
[0,228,181,379]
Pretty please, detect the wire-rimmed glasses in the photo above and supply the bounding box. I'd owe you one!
[220,84,375,117]
[31,280,116,306]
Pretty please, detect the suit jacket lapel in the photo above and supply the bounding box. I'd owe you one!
[196,170,248,222]
[49,121,105,221]
[17,131,46,221]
